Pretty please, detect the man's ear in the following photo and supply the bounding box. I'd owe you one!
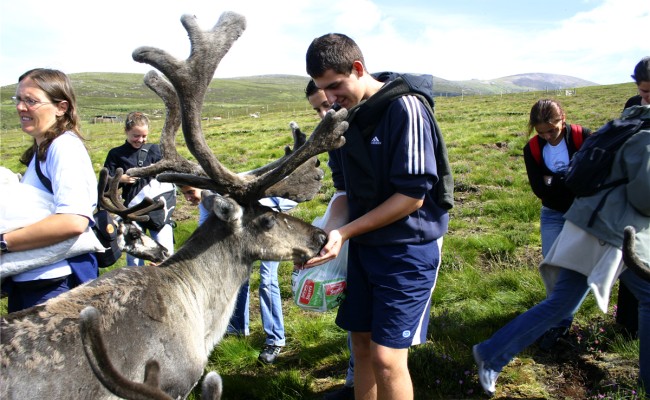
[351,60,366,77]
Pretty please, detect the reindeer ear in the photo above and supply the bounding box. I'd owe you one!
[211,196,243,223]
[201,371,223,400]
[200,190,217,212]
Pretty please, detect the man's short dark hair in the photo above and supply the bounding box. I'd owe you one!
[305,79,319,99]
[306,33,365,78]
[631,56,650,84]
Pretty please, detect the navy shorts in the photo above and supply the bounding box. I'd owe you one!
[7,275,71,313]
[335,239,442,349]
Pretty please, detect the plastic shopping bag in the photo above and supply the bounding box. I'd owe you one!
[292,193,348,312]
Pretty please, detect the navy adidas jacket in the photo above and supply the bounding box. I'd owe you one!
[329,73,449,246]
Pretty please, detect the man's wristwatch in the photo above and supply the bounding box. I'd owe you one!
[0,233,9,254]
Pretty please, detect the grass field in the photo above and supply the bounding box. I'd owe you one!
[0,77,645,399]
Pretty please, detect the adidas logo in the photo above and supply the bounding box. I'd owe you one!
[370,136,382,145]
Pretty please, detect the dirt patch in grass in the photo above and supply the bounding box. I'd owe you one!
[173,198,196,222]
[493,332,640,400]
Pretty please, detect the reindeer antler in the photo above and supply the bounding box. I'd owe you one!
[125,12,347,204]
[122,71,204,178]
[98,168,163,222]
[623,226,650,282]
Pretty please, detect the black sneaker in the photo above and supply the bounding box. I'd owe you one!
[258,345,282,364]
[323,385,355,400]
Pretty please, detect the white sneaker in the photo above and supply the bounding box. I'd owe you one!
[473,344,499,396]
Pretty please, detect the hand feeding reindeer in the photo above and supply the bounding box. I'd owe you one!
[0,11,347,399]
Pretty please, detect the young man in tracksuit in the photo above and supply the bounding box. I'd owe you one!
[302,33,453,400]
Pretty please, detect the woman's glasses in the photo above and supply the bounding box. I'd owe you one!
[11,96,52,109]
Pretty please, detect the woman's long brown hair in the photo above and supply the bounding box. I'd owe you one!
[18,68,84,166]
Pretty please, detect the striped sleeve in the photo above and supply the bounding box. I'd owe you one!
[402,95,427,175]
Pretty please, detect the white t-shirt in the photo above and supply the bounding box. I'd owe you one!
[542,139,570,174]
[13,132,97,282]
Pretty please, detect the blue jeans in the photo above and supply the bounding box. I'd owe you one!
[475,268,649,389]
[228,260,286,346]
[228,280,250,336]
[540,206,573,329]
[540,207,565,258]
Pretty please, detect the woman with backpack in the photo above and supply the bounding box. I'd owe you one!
[1,68,98,312]
[522,99,592,349]
[474,105,650,396]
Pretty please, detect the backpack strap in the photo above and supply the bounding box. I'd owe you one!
[137,144,153,167]
[529,124,584,166]
[528,136,542,165]
[569,124,584,150]
[34,157,53,194]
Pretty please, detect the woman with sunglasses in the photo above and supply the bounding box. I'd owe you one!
[2,68,98,312]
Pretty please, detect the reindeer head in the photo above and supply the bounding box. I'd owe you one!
[116,219,170,263]
[199,193,327,265]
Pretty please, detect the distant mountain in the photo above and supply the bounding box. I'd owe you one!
[230,72,599,97]
[429,73,599,97]
[492,73,598,91]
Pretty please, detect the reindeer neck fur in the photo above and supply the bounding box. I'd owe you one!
[154,213,257,350]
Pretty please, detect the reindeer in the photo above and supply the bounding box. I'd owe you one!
[0,11,348,399]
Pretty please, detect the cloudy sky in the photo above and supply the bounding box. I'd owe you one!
[1,0,648,87]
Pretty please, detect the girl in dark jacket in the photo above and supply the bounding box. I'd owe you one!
[522,99,591,348]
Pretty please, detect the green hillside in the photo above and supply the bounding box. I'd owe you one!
[1,71,600,130]
[0,73,312,131]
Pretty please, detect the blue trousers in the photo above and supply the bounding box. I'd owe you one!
[6,253,97,313]
[540,206,573,329]
[475,268,650,389]
[228,260,286,346]
[540,206,565,258]
[7,276,71,313]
